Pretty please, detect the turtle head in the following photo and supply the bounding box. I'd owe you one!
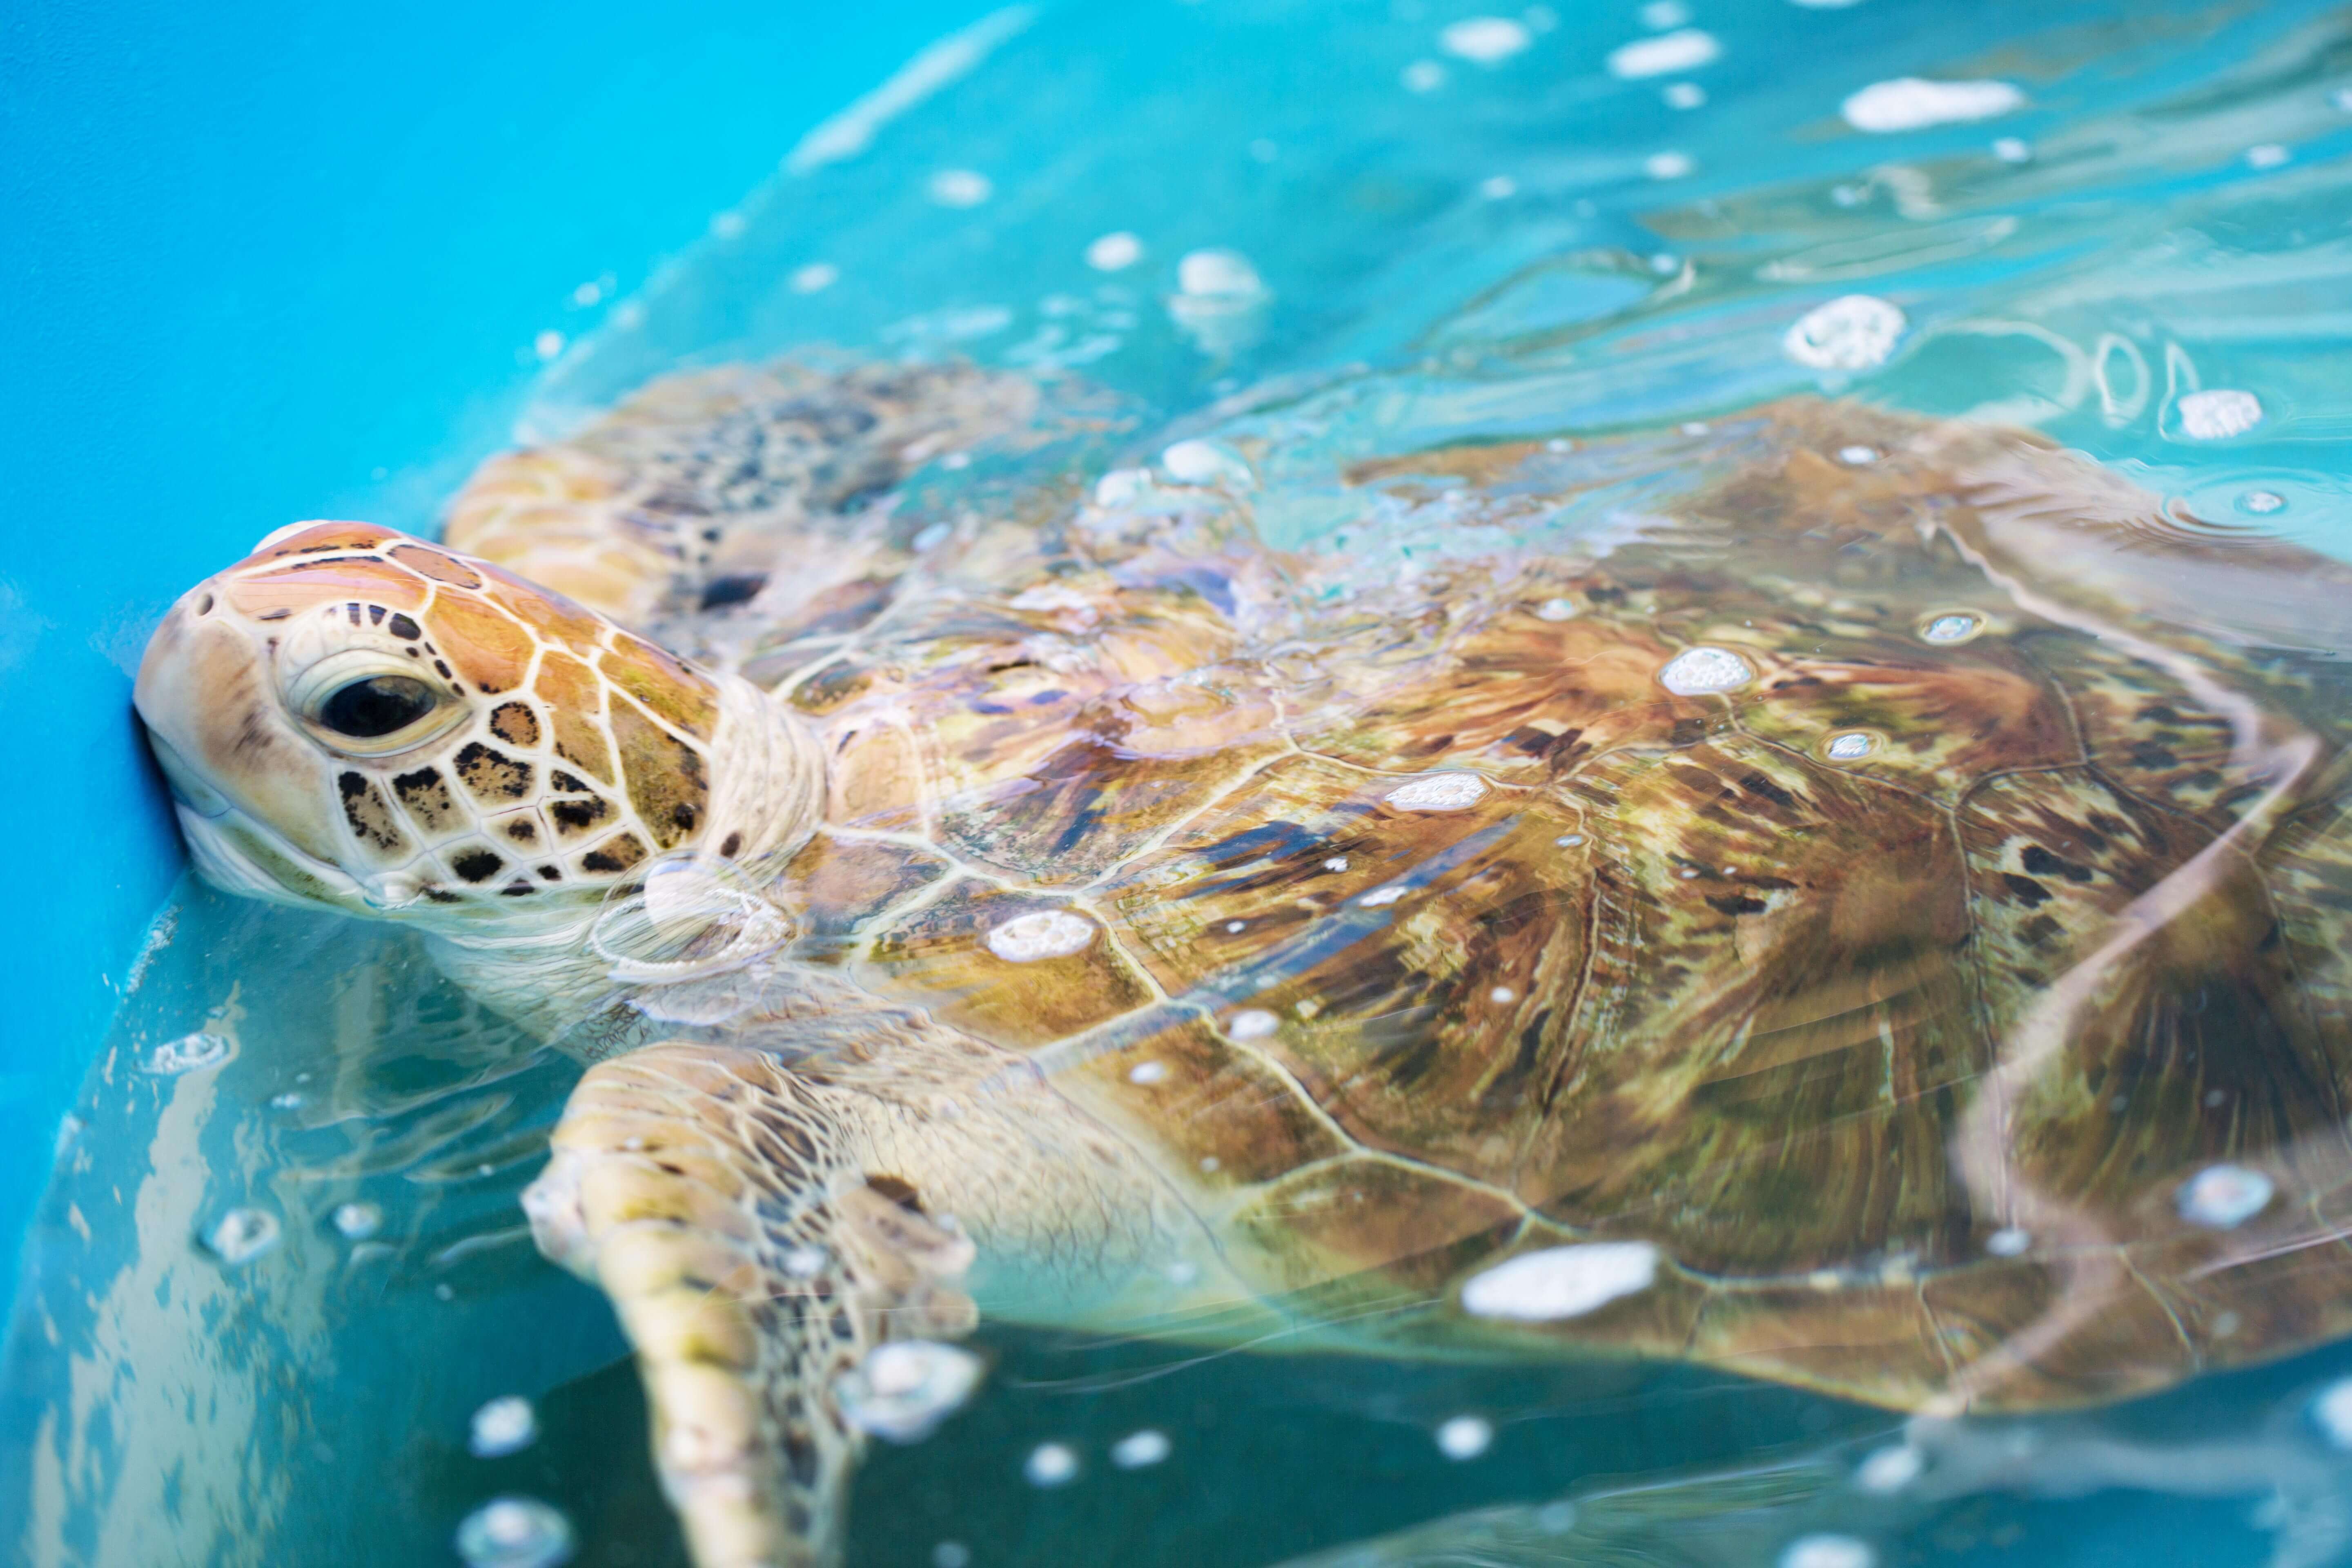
[135,522,822,931]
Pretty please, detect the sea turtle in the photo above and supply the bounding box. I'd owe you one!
[134,361,2352,1568]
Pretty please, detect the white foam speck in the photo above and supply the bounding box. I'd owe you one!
[333,1201,383,1240]
[1780,1534,1876,1568]
[1402,58,1449,93]
[1128,1060,1168,1085]
[1086,231,1145,271]
[927,168,994,207]
[1111,1429,1173,1468]
[2311,1379,2352,1448]
[1659,646,1754,695]
[1385,773,1491,812]
[1225,920,1247,934]
[1323,856,1350,872]
[790,263,839,294]
[456,1497,575,1568]
[2178,1163,2274,1228]
[2247,143,2291,169]
[1461,1241,1659,1320]
[1361,885,1408,907]
[1855,1443,1922,1493]
[1536,597,1579,621]
[1435,1414,1494,1459]
[1479,174,1518,200]
[1992,136,2032,163]
[1025,1441,1081,1486]
[206,1208,281,1265]
[838,1341,984,1443]
[1161,439,1252,486]
[1644,151,1696,179]
[985,910,1097,962]
[1489,986,1517,1004]
[1229,1009,1280,1041]
[2177,388,2263,439]
[2240,489,2287,515]
[1441,16,1533,63]
[532,330,566,362]
[1837,445,1879,464]
[1608,29,1719,79]
[1784,294,1905,370]
[1638,0,1690,27]
[148,1031,232,1075]
[470,1395,540,1458]
[1842,77,2024,132]
[1663,81,1706,109]
[1825,733,1875,761]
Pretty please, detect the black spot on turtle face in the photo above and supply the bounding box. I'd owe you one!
[719,831,743,857]
[2020,844,2093,883]
[391,766,461,833]
[498,880,535,897]
[451,848,503,883]
[580,832,647,874]
[549,795,611,836]
[488,702,540,747]
[550,770,591,794]
[336,771,407,854]
[503,819,537,844]
[368,604,386,625]
[454,742,533,802]
[701,573,768,610]
[388,613,420,641]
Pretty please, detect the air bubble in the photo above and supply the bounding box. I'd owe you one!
[2311,1379,2352,1448]
[1658,646,1754,695]
[927,169,993,207]
[1992,136,2032,163]
[1361,886,1407,907]
[1086,232,1145,272]
[1985,1226,2030,1256]
[1025,1441,1080,1487]
[838,1341,984,1443]
[1780,1535,1875,1568]
[986,910,1097,963]
[1401,59,1448,93]
[1920,612,1982,644]
[1607,28,1719,78]
[455,1497,575,1568]
[1785,295,1905,370]
[2239,490,2287,515]
[470,1396,539,1458]
[1836,445,1878,465]
[1478,175,1517,200]
[2177,388,2263,440]
[1461,1242,1659,1320]
[148,1031,232,1075]
[1385,773,1490,812]
[1855,1444,1922,1492]
[933,1545,973,1568]
[333,1202,383,1240]
[1128,1060,1168,1085]
[1111,1429,1172,1468]
[205,1208,281,1265]
[1644,151,1695,180]
[1825,732,1875,761]
[1490,987,1517,1004]
[1841,78,2023,132]
[2247,143,2290,169]
[1229,1009,1280,1041]
[1434,1415,1493,1459]
[1662,82,1706,109]
[1439,16,1532,63]
[789,263,839,294]
[2178,1163,2274,1229]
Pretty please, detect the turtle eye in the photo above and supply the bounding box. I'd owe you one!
[317,675,439,738]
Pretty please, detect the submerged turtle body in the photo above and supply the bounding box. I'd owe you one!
[138,364,2352,1566]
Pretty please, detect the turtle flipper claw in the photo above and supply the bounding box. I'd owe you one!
[526,1042,978,1568]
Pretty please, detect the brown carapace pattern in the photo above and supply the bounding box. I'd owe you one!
[648,392,2352,1414]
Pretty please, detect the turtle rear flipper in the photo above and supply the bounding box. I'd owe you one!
[524,1042,980,1568]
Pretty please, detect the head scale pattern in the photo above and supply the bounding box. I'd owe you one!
[134,522,796,925]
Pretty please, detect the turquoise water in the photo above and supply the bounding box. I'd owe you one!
[16,0,2352,1564]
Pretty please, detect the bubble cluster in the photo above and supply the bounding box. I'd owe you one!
[469,1396,539,1458]
[455,1497,575,1568]
[1385,773,1491,812]
[147,1031,231,1075]
[1785,295,1906,370]
[2176,388,2264,439]
[986,910,1097,963]
[1658,646,1755,695]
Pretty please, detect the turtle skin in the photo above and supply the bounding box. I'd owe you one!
[458,372,2352,1417]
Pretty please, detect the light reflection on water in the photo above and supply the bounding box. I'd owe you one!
[16,0,2352,1564]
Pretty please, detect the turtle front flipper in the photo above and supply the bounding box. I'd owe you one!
[522,1041,980,1568]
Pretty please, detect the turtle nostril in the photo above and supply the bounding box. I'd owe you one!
[196,592,215,616]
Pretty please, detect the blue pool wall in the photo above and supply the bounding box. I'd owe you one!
[0,0,984,1312]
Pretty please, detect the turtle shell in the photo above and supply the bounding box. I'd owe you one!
[498,377,2352,1412]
